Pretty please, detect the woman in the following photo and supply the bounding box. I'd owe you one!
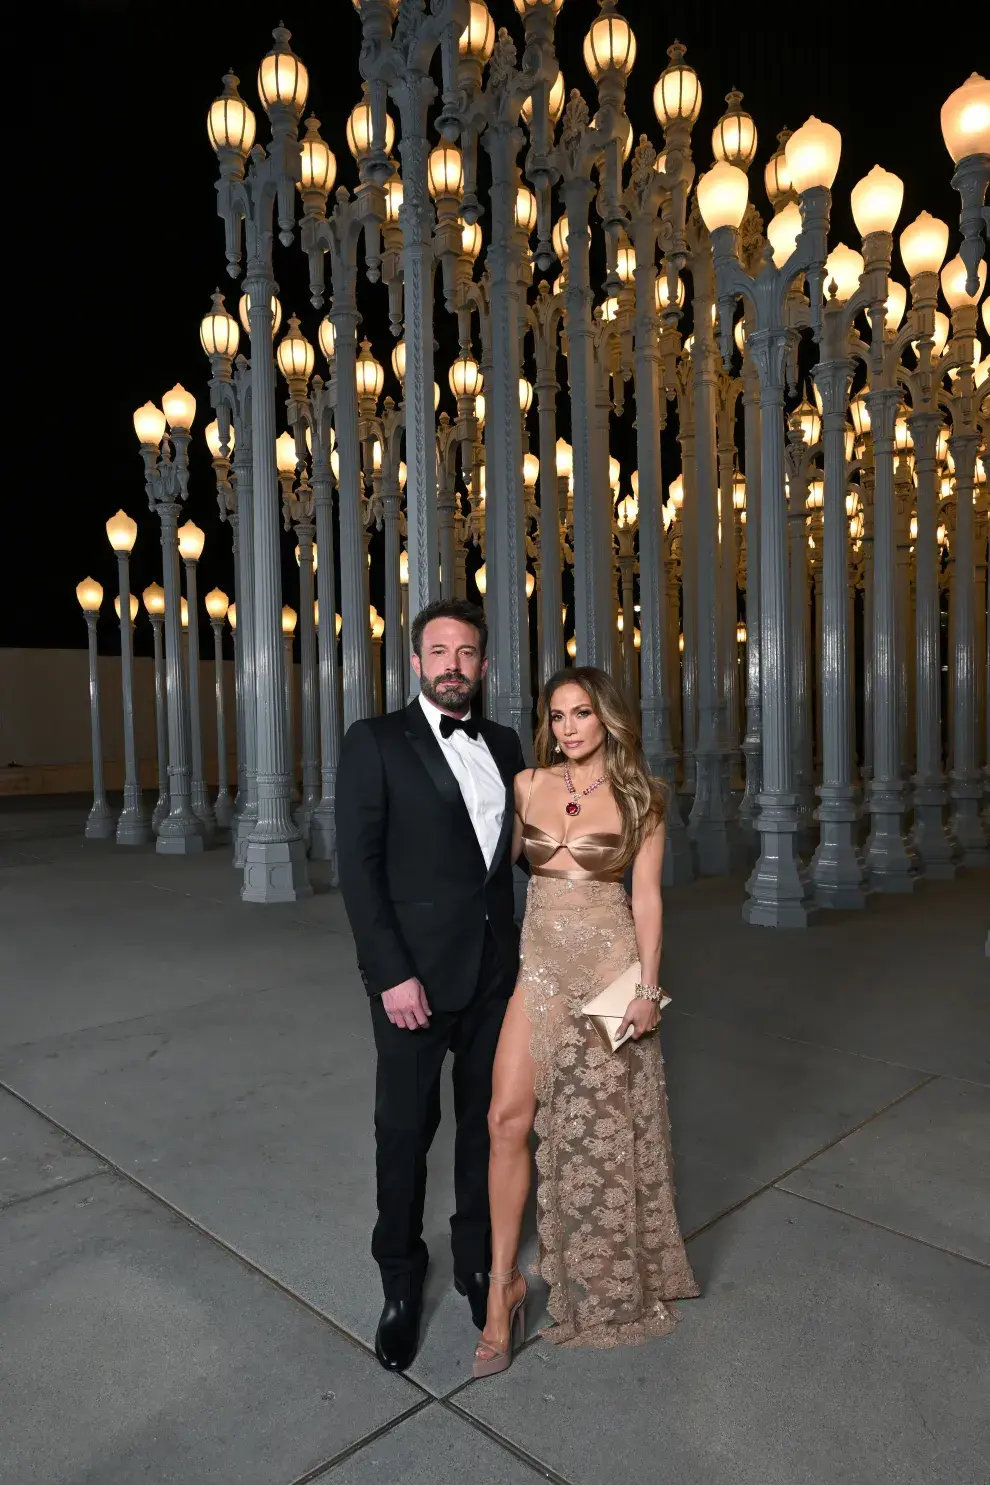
[474,667,698,1374]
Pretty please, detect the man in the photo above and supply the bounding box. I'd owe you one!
[336,598,526,1372]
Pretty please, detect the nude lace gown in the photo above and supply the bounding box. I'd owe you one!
[519,811,699,1348]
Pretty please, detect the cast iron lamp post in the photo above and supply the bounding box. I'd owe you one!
[177,519,216,837]
[204,586,234,828]
[76,577,116,841]
[698,113,844,925]
[141,581,169,833]
[940,73,990,297]
[134,390,204,854]
[209,30,312,901]
[105,511,152,846]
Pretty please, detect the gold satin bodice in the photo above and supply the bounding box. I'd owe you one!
[521,821,626,882]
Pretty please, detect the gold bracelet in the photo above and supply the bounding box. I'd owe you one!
[635,983,666,1003]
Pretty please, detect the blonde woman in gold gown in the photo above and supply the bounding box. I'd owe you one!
[474,667,698,1374]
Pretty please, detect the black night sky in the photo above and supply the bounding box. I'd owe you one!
[17,0,977,663]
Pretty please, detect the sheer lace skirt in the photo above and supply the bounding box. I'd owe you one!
[520,875,699,1349]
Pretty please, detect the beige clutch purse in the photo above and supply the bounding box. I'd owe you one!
[582,961,671,1053]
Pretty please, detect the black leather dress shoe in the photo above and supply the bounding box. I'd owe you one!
[375,1296,421,1371]
[453,1271,489,1331]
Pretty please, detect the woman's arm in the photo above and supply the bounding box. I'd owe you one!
[511,767,535,864]
[617,820,667,1040]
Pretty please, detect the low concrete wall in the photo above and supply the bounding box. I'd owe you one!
[0,647,242,797]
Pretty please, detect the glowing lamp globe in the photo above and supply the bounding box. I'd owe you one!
[850,165,904,237]
[766,201,802,268]
[519,378,533,414]
[764,132,793,208]
[391,340,406,384]
[712,90,757,170]
[784,117,842,193]
[133,401,166,446]
[653,42,702,127]
[355,341,385,400]
[276,317,315,383]
[449,353,483,399]
[823,243,864,302]
[199,293,240,359]
[143,582,165,615]
[522,68,566,127]
[207,73,257,157]
[205,419,234,458]
[257,28,309,117]
[399,550,409,587]
[180,598,189,630]
[114,593,139,623]
[583,5,636,80]
[697,161,749,232]
[461,219,483,260]
[515,185,538,235]
[76,577,103,613]
[459,2,495,62]
[669,474,684,508]
[238,292,282,338]
[177,521,205,561]
[552,215,570,263]
[162,383,197,430]
[106,510,138,553]
[345,86,395,160]
[941,253,987,308]
[522,452,540,488]
[525,570,536,600]
[205,588,229,621]
[227,603,237,631]
[281,605,298,636]
[899,211,950,278]
[940,74,990,163]
[274,431,297,474]
[298,116,336,194]
[475,562,487,596]
[427,143,464,199]
[555,438,573,479]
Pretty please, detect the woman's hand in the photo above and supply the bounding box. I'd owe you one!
[616,996,660,1042]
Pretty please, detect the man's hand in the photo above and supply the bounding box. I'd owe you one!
[381,977,432,1030]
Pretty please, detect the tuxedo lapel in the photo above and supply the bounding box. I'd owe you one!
[403,702,486,869]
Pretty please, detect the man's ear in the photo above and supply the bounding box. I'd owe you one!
[481,656,488,678]
[411,650,422,678]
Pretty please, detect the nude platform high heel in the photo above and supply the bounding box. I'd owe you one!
[472,1268,527,1379]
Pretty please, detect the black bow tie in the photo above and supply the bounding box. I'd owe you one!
[440,715,480,741]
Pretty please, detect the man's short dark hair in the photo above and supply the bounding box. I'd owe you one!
[411,598,488,658]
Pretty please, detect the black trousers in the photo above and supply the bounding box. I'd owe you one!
[369,929,513,1300]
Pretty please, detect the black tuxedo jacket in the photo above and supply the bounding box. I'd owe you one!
[336,700,527,1011]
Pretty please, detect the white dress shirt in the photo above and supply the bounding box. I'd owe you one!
[418,693,505,869]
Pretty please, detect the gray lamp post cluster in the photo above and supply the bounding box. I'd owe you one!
[78,10,987,922]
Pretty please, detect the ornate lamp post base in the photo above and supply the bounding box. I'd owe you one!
[84,803,117,841]
[910,779,960,879]
[688,756,748,876]
[156,812,206,855]
[865,780,919,891]
[949,779,990,867]
[307,804,337,877]
[117,807,154,847]
[241,837,313,903]
[663,799,696,885]
[743,794,819,928]
[214,792,235,830]
[811,789,868,909]
[232,809,258,867]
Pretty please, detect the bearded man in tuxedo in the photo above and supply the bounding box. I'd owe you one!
[336,598,526,1372]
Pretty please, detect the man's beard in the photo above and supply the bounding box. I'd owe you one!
[420,668,480,714]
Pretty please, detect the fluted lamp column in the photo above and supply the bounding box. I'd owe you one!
[205,588,234,828]
[106,510,153,846]
[177,520,216,837]
[76,578,116,840]
[142,582,169,833]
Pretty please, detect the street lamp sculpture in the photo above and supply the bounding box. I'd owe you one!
[141,581,169,833]
[105,509,153,846]
[204,586,234,828]
[134,389,204,854]
[201,290,259,865]
[177,519,216,837]
[698,113,844,925]
[209,32,312,902]
[940,74,990,298]
[76,577,116,841]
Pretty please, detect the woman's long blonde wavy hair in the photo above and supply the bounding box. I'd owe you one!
[533,667,666,871]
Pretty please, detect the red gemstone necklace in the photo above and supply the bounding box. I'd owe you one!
[563,764,607,816]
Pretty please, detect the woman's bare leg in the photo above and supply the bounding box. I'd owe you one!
[480,986,536,1354]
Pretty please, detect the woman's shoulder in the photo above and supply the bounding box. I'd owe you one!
[513,765,560,798]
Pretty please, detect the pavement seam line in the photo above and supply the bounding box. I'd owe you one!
[682,1073,939,1241]
[773,1185,990,1269]
[441,1397,578,1484]
[0,1166,107,1212]
[279,1398,435,1485]
[0,1079,434,1399]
